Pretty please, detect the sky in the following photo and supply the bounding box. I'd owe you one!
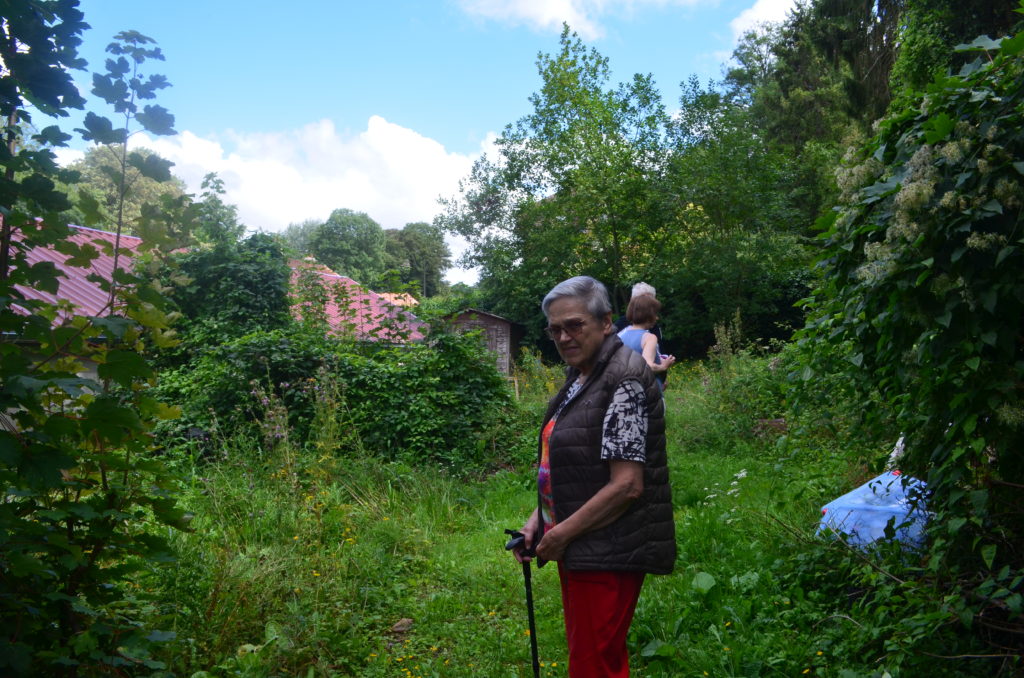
[62,0,798,283]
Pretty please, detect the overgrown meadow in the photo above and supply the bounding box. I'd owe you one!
[132,341,1008,678]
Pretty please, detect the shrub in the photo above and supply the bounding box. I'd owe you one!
[797,27,1024,666]
[157,326,521,470]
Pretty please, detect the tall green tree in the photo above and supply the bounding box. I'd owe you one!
[65,143,186,232]
[441,26,673,333]
[308,207,387,284]
[280,216,320,256]
[191,171,244,245]
[0,14,190,674]
[383,221,451,297]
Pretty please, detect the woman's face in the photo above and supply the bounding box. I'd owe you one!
[546,296,612,376]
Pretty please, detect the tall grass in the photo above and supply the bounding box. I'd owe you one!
[145,350,987,677]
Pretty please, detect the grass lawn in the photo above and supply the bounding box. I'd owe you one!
[153,360,892,677]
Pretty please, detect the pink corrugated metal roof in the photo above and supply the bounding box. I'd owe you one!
[14,225,143,322]
[12,228,426,343]
[289,259,426,342]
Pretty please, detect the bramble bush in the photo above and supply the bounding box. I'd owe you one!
[797,18,1024,669]
[157,325,525,470]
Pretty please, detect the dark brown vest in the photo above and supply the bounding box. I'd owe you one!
[539,334,676,574]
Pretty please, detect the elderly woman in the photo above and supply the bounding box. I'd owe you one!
[512,276,676,678]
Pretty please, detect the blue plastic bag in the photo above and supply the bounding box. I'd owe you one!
[817,470,929,550]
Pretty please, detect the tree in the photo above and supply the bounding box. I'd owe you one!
[441,26,675,336]
[308,208,387,285]
[0,14,190,674]
[889,0,1022,104]
[723,25,783,105]
[157,232,292,368]
[280,217,320,256]
[192,172,244,245]
[383,221,451,297]
[65,143,186,232]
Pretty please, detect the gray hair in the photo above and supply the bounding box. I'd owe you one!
[631,282,656,299]
[541,276,612,319]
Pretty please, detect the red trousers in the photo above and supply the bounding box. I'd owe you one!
[557,564,646,678]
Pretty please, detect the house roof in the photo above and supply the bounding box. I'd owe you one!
[13,226,425,342]
[14,225,143,321]
[377,292,418,307]
[289,259,426,342]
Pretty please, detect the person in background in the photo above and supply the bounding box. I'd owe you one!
[613,282,661,342]
[511,275,676,678]
[613,282,668,388]
[616,294,675,387]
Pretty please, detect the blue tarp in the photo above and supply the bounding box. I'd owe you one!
[817,470,929,550]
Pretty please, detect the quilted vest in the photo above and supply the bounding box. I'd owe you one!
[539,334,676,574]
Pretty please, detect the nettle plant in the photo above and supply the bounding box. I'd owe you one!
[800,17,1024,654]
[1,14,190,676]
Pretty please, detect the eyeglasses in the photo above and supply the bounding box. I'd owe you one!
[545,318,588,340]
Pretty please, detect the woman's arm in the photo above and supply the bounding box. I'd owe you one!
[641,332,674,372]
[534,460,643,562]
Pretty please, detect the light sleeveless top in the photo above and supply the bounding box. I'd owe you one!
[617,327,661,366]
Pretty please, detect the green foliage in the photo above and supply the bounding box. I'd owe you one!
[889,0,1022,108]
[308,208,388,285]
[440,26,674,336]
[64,144,187,232]
[158,324,520,470]
[798,24,1024,662]
[160,232,292,362]
[443,26,820,354]
[192,172,245,245]
[382,221,451,297]
[0,14,190,675]
[278,217,319,256]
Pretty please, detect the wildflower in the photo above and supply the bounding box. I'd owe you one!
[816,650,823,656]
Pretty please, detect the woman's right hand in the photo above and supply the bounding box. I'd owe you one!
[514,509,540,563]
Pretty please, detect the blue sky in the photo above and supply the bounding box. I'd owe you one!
[67,0,797,282]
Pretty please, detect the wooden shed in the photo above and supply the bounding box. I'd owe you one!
[448,308,523,374]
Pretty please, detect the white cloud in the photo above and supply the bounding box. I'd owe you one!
[129,117,488,284]
[458,0,703,40]
[729,0,796,40]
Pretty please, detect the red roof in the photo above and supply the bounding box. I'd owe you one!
[13,226,426,342]
[289,259,426,342]
[14,225,143,322]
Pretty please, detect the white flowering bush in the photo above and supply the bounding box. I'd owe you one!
[798,27,1024,661]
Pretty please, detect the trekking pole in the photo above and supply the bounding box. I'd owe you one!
[505,529,541,678]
